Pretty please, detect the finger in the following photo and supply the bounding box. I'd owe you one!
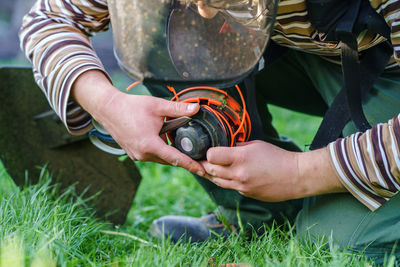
[206,146,237,165]
[154,98,200,118]
[235,142,247,147]
[201,161,234,180]
[126,154,137,162]
[143,155,170,165]
[196,162,213,179]
[124,146,170,165]
[211,177,241,190]
[151,138,206,175]
[236,140,259,147]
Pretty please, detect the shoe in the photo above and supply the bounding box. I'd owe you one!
[149,213,235,243]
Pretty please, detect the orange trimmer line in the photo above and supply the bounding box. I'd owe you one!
[126,81,141,92]
[232,84,249,142]
[170,86,229,101]
[126,82,182,104]
[168,84,250,144]
[202,104,233,145]
[167,86,180,102]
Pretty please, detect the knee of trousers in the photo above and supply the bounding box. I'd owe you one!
[296,193,400,263]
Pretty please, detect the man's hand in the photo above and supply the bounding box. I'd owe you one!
[71,70,206,176]
[200,140,346,202]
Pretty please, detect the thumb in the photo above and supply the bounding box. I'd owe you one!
[236,140,261,147]
[155,99,200,117]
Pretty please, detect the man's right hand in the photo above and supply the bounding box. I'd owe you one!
[71,70,206,176]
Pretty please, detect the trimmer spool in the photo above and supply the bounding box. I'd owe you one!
[88,83,251,161]
[166,85,251,160]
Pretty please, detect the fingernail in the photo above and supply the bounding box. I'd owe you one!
[187,103,197,112]
[197,171,204,176]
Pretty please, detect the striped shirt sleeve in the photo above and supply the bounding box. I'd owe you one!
[329,115,400,210]
[386,1,400,65]
[19,0,111,135]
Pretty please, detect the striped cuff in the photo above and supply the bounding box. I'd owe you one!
[328,138,388,210]
[328,116,400,211]
[40,56,112,135]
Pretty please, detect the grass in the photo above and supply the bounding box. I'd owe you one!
[0,165,374,266]
[1,104,388,266]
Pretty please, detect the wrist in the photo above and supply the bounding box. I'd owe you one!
[295,147,345,198]
[71,69,119,119]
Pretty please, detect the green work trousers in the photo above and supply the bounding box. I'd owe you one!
[144,48,400,263]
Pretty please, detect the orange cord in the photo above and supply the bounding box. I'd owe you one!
[170,86,228,101]
[202,105,232,142]
[231,84,248,142]
[125,81,141,92]
[167,86,180,102]
[168,85,251,146]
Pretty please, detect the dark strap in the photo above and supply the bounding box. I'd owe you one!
[310,0,392,150]
[310,41,392,149]
[340,41,371,133]
[337,0,370,132]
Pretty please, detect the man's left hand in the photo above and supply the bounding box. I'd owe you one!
[200,140,346,202]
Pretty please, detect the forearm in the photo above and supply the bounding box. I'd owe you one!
[19,0,110,134]
[295,114,400,211]
[71,70,118,120]
[296,148,347,199]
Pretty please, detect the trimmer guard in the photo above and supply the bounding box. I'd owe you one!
[108,0,275,84]
[0,67,141,225]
